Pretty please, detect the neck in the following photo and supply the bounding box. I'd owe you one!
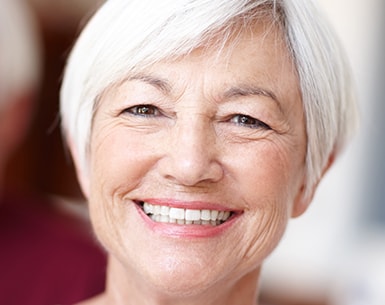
[98,255,260,305]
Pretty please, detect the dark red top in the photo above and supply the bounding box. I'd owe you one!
[0,194,107,305]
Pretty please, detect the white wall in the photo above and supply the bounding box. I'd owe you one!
[262,1,385,304]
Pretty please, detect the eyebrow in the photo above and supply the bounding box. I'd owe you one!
[128,74,172,95]
[127,74,281,110]
[223,86,279,104]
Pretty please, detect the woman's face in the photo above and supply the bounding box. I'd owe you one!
[84,22,307,297]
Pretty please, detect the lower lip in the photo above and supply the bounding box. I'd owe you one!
[134,204,239,238]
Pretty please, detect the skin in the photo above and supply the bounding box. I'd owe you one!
[73,21,315,305]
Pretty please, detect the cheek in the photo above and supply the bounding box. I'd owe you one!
[86,127,154,249]
[89,126,156,195]
[229,140,305,258]
[230,138,305,207]
[240,199,289,267]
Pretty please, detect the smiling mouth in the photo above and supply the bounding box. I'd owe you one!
[138,201,234,226]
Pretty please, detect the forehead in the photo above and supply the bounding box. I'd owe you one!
[98,18,300,115]
[114,21,298,105]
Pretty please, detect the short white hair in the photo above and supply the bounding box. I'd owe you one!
[0,0,42,109]
[60,0,358,198]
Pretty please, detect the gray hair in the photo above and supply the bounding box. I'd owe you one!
[60,0,357,198]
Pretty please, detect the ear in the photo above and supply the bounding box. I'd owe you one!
[291,151,336,218]
[66,135,90,199]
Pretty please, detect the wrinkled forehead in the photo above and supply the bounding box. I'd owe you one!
[95,19,298,124]
[102,14,290,98]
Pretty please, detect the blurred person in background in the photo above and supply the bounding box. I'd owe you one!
[0,0,106,304]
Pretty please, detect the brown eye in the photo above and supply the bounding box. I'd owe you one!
[230,114,271,129]
[125,104,160,116]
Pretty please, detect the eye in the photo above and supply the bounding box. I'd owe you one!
[124,104,160,117]
[230,114,271,129]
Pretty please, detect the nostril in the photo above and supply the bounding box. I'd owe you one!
[164,162,224,186]
[157,121,224,186]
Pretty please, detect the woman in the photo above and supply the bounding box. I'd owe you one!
[60,0,357,304]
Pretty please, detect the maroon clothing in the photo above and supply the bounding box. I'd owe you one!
[0,194,107,305]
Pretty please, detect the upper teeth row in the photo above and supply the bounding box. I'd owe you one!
[142,202,231,222]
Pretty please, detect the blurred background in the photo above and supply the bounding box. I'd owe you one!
[4,0,104,198]
[3,1,384,305]
[0,1,107,304]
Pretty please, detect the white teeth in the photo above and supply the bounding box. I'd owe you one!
[218,211,224,220]
[154,205,161,215]
[169,207,184,219]
[141,202,232,226]
[185,209,201,221]
[223,211,230,220]
[201,209,211,221]
[160,215,169,223]
[160,206,170,216]
[210,210,218,221]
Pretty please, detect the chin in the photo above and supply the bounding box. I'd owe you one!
[134,253,230,299]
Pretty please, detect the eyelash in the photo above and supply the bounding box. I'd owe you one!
[229,114,271,130]
[123,104,161,117]
[123,104,271,130]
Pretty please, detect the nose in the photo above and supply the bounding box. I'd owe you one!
[158,116,224,187]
